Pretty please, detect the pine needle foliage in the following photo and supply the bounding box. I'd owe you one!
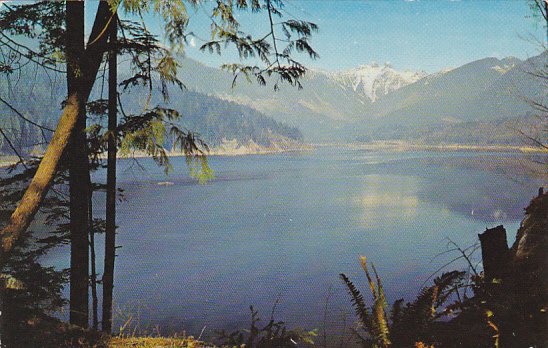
[0,160,71,346]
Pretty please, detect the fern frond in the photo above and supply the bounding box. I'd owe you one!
[370,262,391,347]
[432,271,466,308]
[361,256,378,302]
[371,263,390,318]
[340,273,370,327]
[413,285,439,322]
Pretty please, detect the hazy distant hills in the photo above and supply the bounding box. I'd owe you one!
[368,54,545,125]
[0,67,303,155]
[358,52,547,144]
[1,50,546,154]
[175,59,370,140]
[175,59,427,140]
[367,57,522,124]
[175,50,546,144]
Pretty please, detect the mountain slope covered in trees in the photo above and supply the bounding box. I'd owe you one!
[0,68,303,155]
[175,58,426,140]
[358,52,547,145]
[367,53,545,124]
[174,51,547,143]
[2,51,545,152]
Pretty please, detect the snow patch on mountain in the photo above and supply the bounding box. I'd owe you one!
[329,62,427,102]
[491,64,516,74]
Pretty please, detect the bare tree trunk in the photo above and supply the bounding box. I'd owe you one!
[0,95,80,253]
[68,91,91,323]
[102,14,118,333]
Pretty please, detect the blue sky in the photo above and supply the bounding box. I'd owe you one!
[84,0,546,73]
[281,0,547,72]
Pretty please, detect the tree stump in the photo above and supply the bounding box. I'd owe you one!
[479,225,510,281]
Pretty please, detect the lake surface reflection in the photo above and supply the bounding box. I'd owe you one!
[45,147,544,338]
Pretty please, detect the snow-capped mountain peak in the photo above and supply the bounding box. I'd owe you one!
[329,62,427,102]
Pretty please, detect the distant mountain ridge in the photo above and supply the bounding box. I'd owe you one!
[1,51,545,153]
[175,59,429,139]
[328,62,427,102]
[367,56,526,123]
[175,51,546,144]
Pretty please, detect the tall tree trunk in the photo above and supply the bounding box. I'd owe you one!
[66,0,89,328]
[102,14,118,333]
[0,2,114,334]
[89,188,99,330]
[0,1,113,253]
[0,96,80,253]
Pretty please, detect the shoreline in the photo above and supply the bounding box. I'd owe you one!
[113,140,314,159]
[313,141,548,154]
[0,144,313,168]
[2,141,546,169]
[0,156,19,169]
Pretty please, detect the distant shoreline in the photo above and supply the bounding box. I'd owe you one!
[117,145,313,159]
[0,156,19,168]
[2,141,546,169]
[313,141,548,154]
[0,143,313,168]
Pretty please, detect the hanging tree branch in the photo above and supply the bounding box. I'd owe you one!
[0,95,55,133]
[0,127,27,169]
[0,1,114,254]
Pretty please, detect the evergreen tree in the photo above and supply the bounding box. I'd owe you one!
[0,0,317,339]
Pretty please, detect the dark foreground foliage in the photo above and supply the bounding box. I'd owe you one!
[341,192,548,348]
[216,306,317,347]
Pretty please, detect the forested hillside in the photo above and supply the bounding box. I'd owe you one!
[156,89,303,148]
[0,68,303,155]
[174,52,547,143]
[3,51,544,151]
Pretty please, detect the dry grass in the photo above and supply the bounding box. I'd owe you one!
[108,336,213,348]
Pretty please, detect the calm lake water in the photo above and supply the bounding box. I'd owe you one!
[43,147,544,339]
